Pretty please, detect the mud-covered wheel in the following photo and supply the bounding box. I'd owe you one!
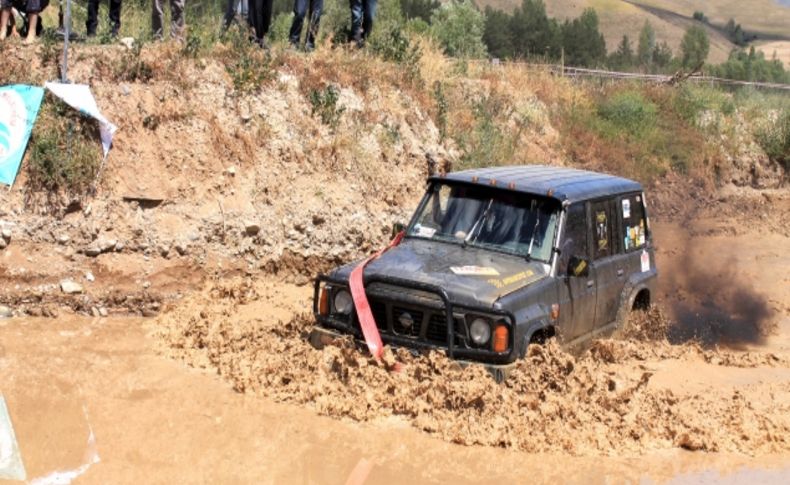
[611,288,650,339]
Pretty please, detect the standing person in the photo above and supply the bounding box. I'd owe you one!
[1,0,48,43]
[222,0,247,30]
[86,0,122,37]
[349,0,375,47]
[289,0,322,51]
[247,0,271,47]
[152,0,185,40]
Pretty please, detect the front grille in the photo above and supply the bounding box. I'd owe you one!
[426,313,448,343]
[392,307,422,338]
[370,300,388,331]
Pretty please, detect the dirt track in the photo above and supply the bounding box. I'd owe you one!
[1,219,789,483]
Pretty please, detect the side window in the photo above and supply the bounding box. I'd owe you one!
[590,200,613,260]
[620,193,647,252]
[559,203,588,272]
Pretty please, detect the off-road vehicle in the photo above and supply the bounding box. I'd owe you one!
[312,165,656,379]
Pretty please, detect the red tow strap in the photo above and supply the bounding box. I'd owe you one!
[349,231,405,359]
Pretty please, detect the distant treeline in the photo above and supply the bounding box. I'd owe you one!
[395,0,789,84]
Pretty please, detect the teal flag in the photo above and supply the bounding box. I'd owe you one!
[0,85,45,186]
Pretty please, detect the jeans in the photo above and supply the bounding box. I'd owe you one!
[152,0,184,40]
[247,0,272,45]
[288,0,322,49]
[349,0,376,43]
[222,0,247,29]
[86,0,121,35]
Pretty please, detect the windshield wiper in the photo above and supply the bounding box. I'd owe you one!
[465,198,494,246]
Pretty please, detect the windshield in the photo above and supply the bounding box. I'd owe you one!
[408,182,560,262]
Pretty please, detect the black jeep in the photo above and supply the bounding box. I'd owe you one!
[312,165,657,380]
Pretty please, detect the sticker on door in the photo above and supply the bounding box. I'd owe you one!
[640,250,650,272]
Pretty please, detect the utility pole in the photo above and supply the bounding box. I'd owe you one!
[61,0,71,83]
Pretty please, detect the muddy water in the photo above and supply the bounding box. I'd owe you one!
[1,220,789,483]
[0,315,789,485]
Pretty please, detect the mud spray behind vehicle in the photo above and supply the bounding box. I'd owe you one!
[312,165,657,381]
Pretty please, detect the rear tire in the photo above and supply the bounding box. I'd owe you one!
[612,289,649,339]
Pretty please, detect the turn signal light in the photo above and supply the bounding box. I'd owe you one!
[550,303,560,321]
[493,325,508,353]
[318,287,329,316]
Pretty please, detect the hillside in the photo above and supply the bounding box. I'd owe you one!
[476,0,790,66]
[1,24,790,479]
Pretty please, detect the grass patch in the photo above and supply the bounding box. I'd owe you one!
[309,85,346,128]
[26,94,103,201]
[756,108,790,171]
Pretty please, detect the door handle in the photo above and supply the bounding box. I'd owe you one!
[617,269,624,277]
[586,280,594,288]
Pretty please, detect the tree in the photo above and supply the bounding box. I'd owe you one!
[430,0,487,58]
[483,7,514,59]
[609,34,634,70]
[637,20,655,68]
[400,0,440,23]
[509,0,561,60]
[652,41,673,69]
[680,25,710,68]
[562,8,606,67]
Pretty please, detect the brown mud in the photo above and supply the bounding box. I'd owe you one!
[152,220,790,458]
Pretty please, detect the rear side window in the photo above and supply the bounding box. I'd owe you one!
[620,193,647,252]
[590,200,613,260]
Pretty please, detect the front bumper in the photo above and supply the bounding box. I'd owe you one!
[308,325,517,383]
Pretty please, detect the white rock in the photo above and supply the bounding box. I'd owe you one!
[0,305,12,318]
[56,234,71,244]
[85,272,95,282]
[1,228,11,240]
[60,279,84,294]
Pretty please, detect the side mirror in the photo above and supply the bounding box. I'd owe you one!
[567,255,590,278]
[392,222,406,238]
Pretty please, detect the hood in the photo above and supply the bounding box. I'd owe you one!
[330,238,550,308]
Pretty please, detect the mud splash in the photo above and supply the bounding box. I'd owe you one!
[156,278,790,457]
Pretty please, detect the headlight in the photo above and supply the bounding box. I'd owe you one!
[469,318,491,345]
[333,290,353,315]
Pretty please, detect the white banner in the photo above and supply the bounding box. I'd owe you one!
[44,82,117,158]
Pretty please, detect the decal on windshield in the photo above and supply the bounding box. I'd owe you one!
[414,225,437,238]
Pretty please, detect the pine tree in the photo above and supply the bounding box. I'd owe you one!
[680,25,710,68]
[637,20,655,69]
[483,7,514,59]
[609,34,634,70]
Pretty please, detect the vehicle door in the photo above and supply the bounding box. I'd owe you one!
[557,202,597,340]
[590,198,627,328]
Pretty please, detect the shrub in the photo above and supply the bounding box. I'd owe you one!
[597,91,657,136]
[114,41,154,81]
[757,109,790,171]
[309,85,346,128]
[27,96,103,198]
[368,23,422,84]
[673,85,730,123]
[222,25,276,94]
[430,0,487,59]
